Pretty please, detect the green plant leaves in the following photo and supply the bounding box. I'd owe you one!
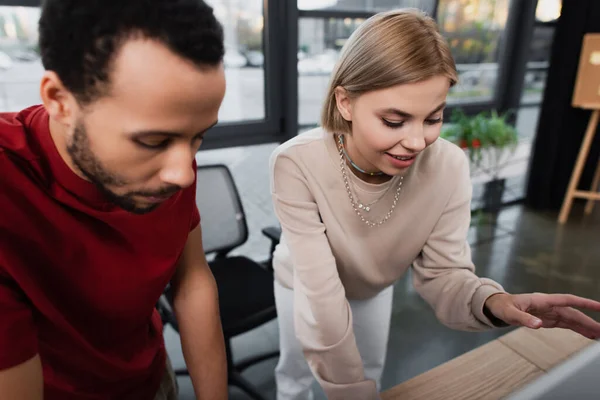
[441,108,519,179]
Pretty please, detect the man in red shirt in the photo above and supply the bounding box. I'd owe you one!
[0,0,228,398]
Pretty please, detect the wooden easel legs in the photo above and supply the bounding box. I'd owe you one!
[585,159,600,214]
[558,109,600,224]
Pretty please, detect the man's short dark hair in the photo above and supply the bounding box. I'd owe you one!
[39,0,225,105]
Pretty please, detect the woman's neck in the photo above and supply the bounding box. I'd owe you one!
[337,134,392,184]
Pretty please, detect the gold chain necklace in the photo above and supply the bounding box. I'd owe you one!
[337,134,403,227]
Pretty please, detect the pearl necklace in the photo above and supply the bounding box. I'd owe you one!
[337,134,403,227]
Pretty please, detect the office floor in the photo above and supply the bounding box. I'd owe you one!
[165,202,600,399]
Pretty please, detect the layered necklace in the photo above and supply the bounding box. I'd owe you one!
[336,134,403,227]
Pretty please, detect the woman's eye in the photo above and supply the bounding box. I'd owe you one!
[425,118,443,125]
[382,119,405,128]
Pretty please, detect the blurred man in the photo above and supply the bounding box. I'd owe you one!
[0,0,227,398]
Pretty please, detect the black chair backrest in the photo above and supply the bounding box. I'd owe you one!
[195,164,248,255]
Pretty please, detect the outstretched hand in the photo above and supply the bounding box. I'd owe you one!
[484,292,600,339]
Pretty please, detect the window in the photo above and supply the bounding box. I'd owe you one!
[298,17,360,126]
[0,1,267,124]
[0,6,41,112]
[298,0,436,13]
[521,68,547,104]
[206,0,266,123]
[297,0,513,127]
[436,0,511,104]
[297,1,437,127]
[520,1,560,107]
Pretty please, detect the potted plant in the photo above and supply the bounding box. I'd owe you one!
[441,109,519,213]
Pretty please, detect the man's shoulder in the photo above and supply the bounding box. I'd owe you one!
[0,105,43,156]
[0,106,46,186]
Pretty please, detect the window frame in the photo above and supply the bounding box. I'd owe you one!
[2,0,550,148]
[294,0,539,133]
[0,0,288,151]
[202,0,288,150]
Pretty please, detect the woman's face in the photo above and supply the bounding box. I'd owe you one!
[335,75,450,176]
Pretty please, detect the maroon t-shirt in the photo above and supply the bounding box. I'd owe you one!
[0,105,199,399]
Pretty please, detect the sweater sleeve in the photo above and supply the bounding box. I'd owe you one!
[270,151,379,400]
[411,152,506,331]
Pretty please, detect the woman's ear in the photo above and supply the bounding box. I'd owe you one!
[334,86,353,122]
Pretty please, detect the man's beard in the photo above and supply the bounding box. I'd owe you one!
[66,120,180,215]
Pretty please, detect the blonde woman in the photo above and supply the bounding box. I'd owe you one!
[269,8,600,400]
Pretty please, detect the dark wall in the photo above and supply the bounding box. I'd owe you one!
[525,1,600,210]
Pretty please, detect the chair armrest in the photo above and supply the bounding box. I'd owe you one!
[262,226,281,273]
[262,226,281,246]
[157,293,179,332]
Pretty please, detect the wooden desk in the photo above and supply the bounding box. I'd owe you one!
[381,328,593,400]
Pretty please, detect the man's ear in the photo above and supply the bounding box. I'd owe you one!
[334,86,353,122]
[40,71,78,128]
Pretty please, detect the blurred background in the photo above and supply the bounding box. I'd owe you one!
[0,2,561,261]
[4,1,600,399]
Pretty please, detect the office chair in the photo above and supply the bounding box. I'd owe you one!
[158,164,282,400]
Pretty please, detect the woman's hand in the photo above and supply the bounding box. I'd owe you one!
[484,292,600,339]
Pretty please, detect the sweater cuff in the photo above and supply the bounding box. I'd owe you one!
[319,379,379,400]
[472,284,507,328]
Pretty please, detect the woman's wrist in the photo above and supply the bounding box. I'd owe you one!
[483,293,511,327]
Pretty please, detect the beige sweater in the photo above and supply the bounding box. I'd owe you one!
[269,127,505,399]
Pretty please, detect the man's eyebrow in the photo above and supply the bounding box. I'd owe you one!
[128,120,219,139]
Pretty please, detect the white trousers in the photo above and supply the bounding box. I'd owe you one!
[274,280,394,400]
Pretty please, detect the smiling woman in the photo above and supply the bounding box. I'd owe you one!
[317,9,456,182]
[331,78,449,179]
[268,8,600,400]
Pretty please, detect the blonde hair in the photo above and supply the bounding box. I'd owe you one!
[321,8,458,134]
